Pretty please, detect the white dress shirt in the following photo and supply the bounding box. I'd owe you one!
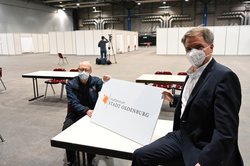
[180,58,212,117]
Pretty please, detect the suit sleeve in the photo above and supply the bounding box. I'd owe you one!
[198,71,241,165]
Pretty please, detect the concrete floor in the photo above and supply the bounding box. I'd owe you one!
[0,47,249,166]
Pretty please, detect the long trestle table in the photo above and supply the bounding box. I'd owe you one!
[22,71,78,101]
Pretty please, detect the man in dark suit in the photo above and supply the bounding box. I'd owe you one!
[132,27,243,166]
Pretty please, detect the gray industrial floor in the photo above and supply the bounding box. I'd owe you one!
[0,47,249,166]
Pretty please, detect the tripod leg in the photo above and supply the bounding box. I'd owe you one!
[110,42,117,64]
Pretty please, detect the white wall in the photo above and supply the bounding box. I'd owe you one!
[157,25,250,56]
[0,0,73,33]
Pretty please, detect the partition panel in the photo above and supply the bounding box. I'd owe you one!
[49,32,57,54]
[64,31,73,54]
[37,34,44,53]
[213,26,226,55]
[167,28,178,55]
[14,33,22,55]
[7,33,15,55]
[156,28,167,55]
[127,34,131,52]
[0,34,9,55]
[75,31,85,55]
[56,32,65,54]
[225,26,239,55]
[133,34,138,51]
[32,34,38,53]
[21,34,34,53]
[71,32,76,55]
[84,30,94,55]
[178,27,192,55]
[238,26,250,55]
[42,34,49,52]
[115,33,124,54]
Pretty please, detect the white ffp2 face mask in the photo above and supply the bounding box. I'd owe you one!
[186,48,206,67]
[78,71,90,81]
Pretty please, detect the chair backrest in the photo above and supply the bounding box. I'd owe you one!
[58,53,63,59]
[177,72,187,75]
[53,68,66,72]
[70,68,78,72]
[0,67,2,78]
[155,71,172,75]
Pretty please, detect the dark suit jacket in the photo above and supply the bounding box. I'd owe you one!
[172,58,243,166]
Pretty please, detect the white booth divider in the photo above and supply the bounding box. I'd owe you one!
[7,33,15,55]
[0,33,49,55]
[75,31,85,55]
[48,29,138,56]
[157,25,250,56]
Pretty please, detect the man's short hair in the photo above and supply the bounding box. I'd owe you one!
[181,26,214,45]
[101,36,105,39]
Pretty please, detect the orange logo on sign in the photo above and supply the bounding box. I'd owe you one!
[103,94,109,104]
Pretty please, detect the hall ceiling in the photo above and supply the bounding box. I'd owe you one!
[40,0,184,9]
[37,0,248,9]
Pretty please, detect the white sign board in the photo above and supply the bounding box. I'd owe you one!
[91,79,164,145]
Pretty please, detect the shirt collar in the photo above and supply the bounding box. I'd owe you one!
[187,57,212,79]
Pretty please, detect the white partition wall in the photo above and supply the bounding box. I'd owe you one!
[213,26,226,55]
[225,26,240,55]
[238,26,250,55]
[167,28,179,55]
[156,28,167,55]
[48,29,138,56]
[0,34,9,55]
[14,33,22,55]
[75,31,85,55]
[0,32,48,55]
[64,31,74,55]
[157,25,250,56]
[49,32,57,55]
[84,30,94,55]
[56,32,65,54]
[32,34,38,53]
[177,27,190,55]
[6,33,15,55]
[21,34,34,53]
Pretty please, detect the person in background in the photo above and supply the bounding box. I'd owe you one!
[62,61,110,166]
[98,36,109,60]
[132,27,243,166]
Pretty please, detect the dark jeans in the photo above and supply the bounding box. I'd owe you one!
[62,114,95,166]
[132,130,185,166]
[100,50,107,59]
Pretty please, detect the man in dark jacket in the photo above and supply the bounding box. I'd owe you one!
[132,27,243,166]
[62,61,110,166]
[98,36,109,60]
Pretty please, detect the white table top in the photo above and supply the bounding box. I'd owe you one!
[136,74,186,84]
[22,70,79,79]
[51,116,173,160]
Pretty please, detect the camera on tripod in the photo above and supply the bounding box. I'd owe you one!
[108,34,112,42]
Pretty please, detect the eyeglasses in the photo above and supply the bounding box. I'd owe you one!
[78,68,90,72]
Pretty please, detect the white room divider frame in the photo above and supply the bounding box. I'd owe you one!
[48,30,138,56]
[157,25,250,56]
[0,33,49,55]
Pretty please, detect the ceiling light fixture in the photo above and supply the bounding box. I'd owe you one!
[76,3,80,6]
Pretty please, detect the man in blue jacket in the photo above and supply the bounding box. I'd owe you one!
[62,61,110,166]
[132,27,243,166]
